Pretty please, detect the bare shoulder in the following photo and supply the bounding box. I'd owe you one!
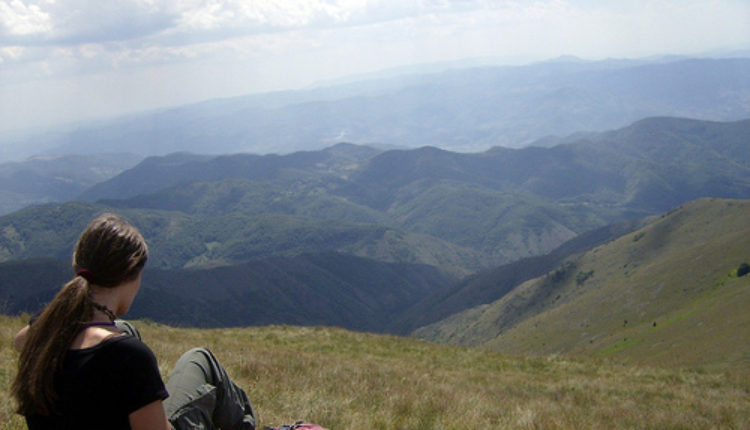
[70,327,125,350]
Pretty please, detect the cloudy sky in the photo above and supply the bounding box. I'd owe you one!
[1,0,748,132]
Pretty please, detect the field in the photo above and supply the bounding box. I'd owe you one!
[1,315,749,429]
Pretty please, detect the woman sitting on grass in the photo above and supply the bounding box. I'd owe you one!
[12,213,256,430]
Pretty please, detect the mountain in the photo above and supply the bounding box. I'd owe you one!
[0,201,485,275]
[391,217,652,334]
[81,143,381,202]
[415,198,750,368]
[75,117,750,268]
[0,153,142,215]
[0,258,71,314]
[1,118,749,334]
[3,57,749,159]
[0,252,456,333]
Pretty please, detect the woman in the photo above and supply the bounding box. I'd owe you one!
[12,213,255,430]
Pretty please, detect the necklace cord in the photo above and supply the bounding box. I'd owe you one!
[90,302,117,322]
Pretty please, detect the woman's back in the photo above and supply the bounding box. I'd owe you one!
[25,334,167,430]
[13,214,256,430]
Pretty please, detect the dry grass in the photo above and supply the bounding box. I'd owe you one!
[2,315,749,429]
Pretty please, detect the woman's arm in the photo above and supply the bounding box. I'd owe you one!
[14,325,29,351]
[129,400,171,430]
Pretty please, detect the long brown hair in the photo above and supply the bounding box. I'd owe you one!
[11,213,148,416]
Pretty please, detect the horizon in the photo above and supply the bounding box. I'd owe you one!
[1,0,749,134]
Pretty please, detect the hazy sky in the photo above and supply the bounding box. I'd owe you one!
[1,0,749,132]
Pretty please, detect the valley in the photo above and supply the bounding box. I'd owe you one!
[0,116,749,372]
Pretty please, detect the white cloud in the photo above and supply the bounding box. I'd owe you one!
[0,0,52,36]
[0,45,23,63]
[0,0,178,45]
[1,0,504,47]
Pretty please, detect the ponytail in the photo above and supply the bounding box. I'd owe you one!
[12,275,95,415]
[11,213,148,416]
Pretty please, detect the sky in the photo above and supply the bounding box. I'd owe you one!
[1,0,749,133]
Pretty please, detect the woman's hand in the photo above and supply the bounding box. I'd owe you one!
[129,400,171,430]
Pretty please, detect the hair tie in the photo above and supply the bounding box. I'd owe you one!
[76,269,95,283]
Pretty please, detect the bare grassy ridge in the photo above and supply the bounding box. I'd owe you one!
[2,315,749,429]
[416,198,750,373]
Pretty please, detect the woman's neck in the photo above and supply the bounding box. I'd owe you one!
[88,287,121,322]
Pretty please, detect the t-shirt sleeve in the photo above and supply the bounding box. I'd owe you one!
[112,337,169,414]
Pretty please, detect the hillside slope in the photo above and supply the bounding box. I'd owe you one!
[393,217,651,334]
[416,198,750,369]
[1,252,456,332]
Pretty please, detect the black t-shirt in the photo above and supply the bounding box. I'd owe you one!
[25,335,169,430]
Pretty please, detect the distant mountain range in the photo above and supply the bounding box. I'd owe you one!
[0,116,749,343]
[0,153,142,215]
[0,55,747,366]
[2,57,749,160]
[2,117,748,274]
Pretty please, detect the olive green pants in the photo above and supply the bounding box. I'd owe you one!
[116,321,256,430]
[164,347,256,430]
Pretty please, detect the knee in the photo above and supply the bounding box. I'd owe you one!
[172,347,213,378]
[180,347,214,364]
[185,346,211,356]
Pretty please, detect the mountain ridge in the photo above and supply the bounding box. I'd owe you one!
[0,153,143,215]
[2,117,749,273]
[3,57,748,159]
[415,197,750,368]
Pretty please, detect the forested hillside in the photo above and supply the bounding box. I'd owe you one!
[74,117,750,265]
[1,253,456,332]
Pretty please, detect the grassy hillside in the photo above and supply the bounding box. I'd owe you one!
[2,315,749,429]
[416,198,750,369]
[393,217,651,334]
